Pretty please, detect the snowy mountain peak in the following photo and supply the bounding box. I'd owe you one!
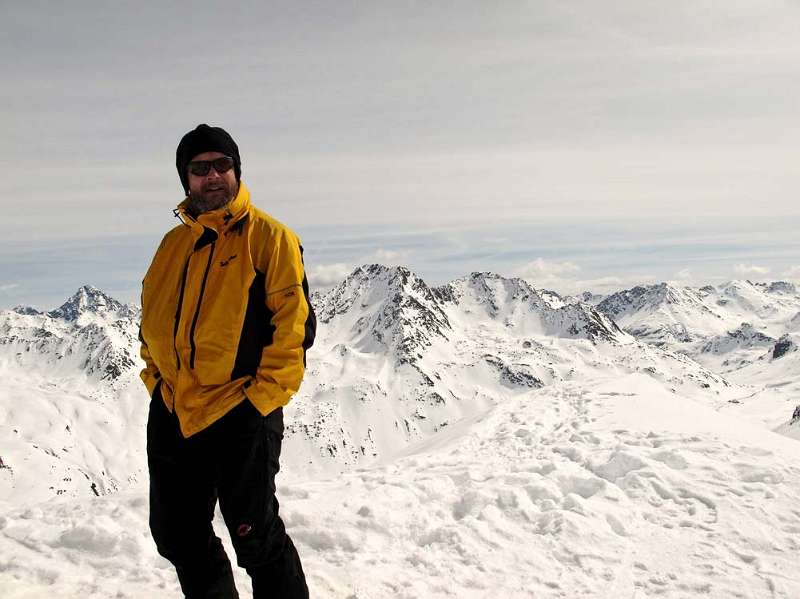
[1,287,140,382]
[48,285,125,321]
[434,271,545,314]
[315,264,437,322]
[312,264,451,364]
[435,272,625,344]
[598,282,701,320]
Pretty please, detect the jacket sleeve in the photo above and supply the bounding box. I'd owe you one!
[139,328,162,398]
[247,228,316,412]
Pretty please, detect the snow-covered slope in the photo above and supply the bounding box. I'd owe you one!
[2,270,800,598]
[0,286,147,507]
[593,279,800,433]
[3,373,800,598]
[597,280,800,347]
[291,267,733,473]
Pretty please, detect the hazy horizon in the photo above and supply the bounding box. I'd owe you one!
[3,2,799,309]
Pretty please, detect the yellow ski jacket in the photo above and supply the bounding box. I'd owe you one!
[139,182,316,437]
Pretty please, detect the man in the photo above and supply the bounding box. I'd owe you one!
[139,124,316,598]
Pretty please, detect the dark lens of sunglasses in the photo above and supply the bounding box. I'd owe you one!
[212,157,234,173]
[189,162,211,176]
[189,157,234,176]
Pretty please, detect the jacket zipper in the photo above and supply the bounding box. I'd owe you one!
[189,241,216,369]
[173,255,192,372]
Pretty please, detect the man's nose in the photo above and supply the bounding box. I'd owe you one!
[205,166,222,179]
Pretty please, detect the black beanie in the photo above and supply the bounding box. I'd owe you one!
[176,124,241,194]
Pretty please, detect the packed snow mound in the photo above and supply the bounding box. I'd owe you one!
[2,375,800,598]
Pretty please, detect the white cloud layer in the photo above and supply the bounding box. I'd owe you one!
[514,257,657,296]
[734,264,771,276]
[2,3,800,306]
[781,265,800,280]
[305,263,354,290]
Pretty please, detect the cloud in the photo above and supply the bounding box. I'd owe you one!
[568,274,660,296]
[673,268,692,280]
[0,283,20,294]
[782,265,800,279]
[513,257,652,296]
[734,263,771,276]
[306,263,353,290]
[372,249,406,264]
[305,250,413,292]
[360,248,413,268]
[514,258,580,293]
[517,258,581,278]
[513,256,663,296]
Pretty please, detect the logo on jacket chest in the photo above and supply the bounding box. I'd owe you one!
[220,254,238,267]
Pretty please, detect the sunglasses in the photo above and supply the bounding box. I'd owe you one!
[188,156,235,177]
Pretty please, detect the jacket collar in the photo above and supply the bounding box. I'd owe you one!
[175,181,251,235]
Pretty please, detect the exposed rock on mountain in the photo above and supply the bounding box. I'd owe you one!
[701,323,775,355]
[773,335,797,360]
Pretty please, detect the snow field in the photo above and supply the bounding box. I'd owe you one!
[0,362,148,507]
[3,373,799,598]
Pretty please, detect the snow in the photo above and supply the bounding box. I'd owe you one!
[2,374,800,597]
[2,273,800,598]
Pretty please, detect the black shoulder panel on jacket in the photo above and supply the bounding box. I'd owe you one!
[299,245,316,367]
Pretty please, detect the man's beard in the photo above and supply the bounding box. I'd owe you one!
[187,182,238,216]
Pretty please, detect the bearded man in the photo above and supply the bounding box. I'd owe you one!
[139,124,315,598]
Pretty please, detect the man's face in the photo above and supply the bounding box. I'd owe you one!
[186,151,238,215]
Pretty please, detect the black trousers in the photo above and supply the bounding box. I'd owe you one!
[147,392,309,599]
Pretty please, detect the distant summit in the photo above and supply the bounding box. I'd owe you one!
[1,286,140,381]
[11,305,42,316]
[47,285,125,321]
[313,264,451,365]
[436,271,626,343]
[766,281,797,295]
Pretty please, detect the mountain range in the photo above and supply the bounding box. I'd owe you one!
[2,268,798,504]
[2,267,800,597]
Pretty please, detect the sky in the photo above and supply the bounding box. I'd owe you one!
[2,1,799,309]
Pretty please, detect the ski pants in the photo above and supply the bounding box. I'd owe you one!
[147,391,309,599]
